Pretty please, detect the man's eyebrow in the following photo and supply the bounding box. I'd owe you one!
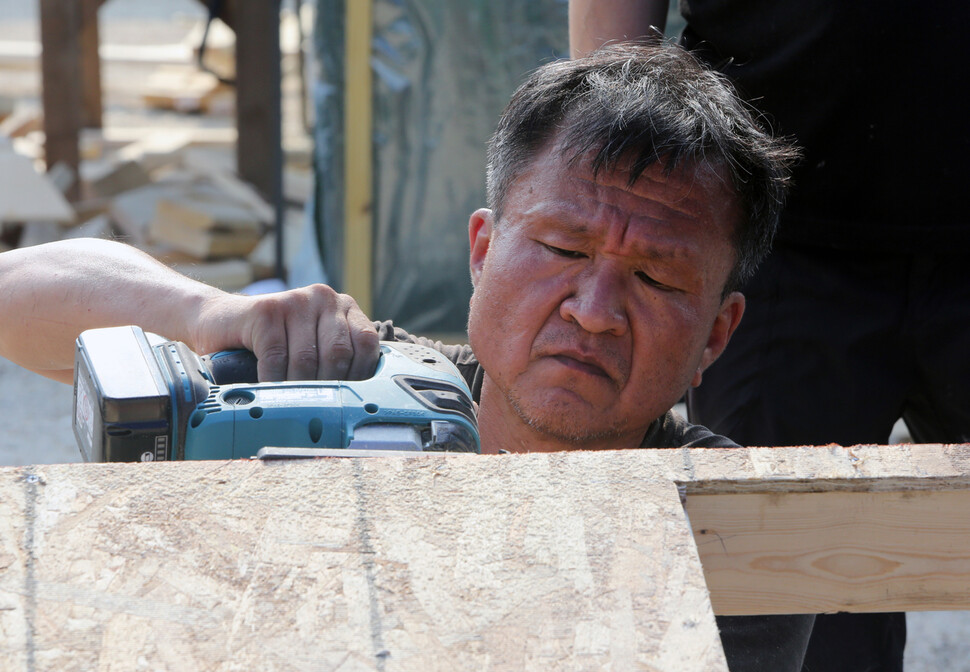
[530,200,693,263]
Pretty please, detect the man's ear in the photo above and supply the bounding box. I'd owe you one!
[468,208,494,287]
[691,291,745,388]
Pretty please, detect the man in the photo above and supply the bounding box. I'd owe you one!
[570,3,970,670]
[0,43,801,668]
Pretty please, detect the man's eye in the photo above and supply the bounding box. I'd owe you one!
[635,270,668,289]
[543,243,586,259]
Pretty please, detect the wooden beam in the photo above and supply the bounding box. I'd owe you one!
[78,0,103,129]
[689,488,970,615]
[233,0,282,204]
[343,0,374,313]
[678,443,970,616]
[38,0,82,201]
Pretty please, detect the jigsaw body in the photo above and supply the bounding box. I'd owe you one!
[73,326,479,462]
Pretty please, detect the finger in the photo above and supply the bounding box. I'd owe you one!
[345,311,380,381]
[238,294,295,382]
[316,313,355,380]
[284,310,320,381]
[252,319,289,382]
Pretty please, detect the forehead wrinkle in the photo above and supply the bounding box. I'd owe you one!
[567,177,698,262]
[573,174,698,221]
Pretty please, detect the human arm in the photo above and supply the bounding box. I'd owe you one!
[568,0,669,58]
[0,239,379,384]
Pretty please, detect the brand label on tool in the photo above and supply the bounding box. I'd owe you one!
[262,388,338,403]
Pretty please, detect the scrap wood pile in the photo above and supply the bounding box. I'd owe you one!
[0,14,311,292]
[0,113,309,292]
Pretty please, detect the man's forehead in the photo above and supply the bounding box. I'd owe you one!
[514,146,738,226]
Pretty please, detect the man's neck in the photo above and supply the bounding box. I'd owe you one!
[476,377,648,455]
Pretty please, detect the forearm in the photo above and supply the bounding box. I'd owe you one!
[569,0,669,58]
[0,238,380,384]
[0,239,223,381]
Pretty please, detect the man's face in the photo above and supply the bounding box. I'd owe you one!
[466,143,745,449]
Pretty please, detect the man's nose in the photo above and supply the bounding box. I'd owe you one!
[559,265,628,335]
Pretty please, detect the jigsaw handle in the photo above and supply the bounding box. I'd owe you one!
[203,349,259,384]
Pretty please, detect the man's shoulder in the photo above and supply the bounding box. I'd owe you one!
[642,409,739,449]
[374,320,475,363]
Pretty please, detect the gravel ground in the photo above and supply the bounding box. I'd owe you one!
[0,355,80,465]
[1,355,967,669]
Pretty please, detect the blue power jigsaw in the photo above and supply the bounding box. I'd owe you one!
[73,325,479,462]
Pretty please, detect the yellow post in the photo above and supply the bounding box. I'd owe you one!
[343,0,374,315]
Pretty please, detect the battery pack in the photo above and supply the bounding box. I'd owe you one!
[74,326,173,462]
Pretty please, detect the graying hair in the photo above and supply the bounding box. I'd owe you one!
[486,42,800,292]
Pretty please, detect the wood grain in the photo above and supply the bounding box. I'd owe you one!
[678,444,970,616]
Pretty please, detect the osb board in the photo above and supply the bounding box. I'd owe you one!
[0,452,727,671]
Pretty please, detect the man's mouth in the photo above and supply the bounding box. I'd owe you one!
[548,352,613,381]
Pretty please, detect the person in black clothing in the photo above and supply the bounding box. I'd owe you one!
[571,2,970,670]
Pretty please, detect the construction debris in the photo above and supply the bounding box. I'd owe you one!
[142,65,234,115]
[0,107,42,139]
[0,150,75,224]
[1,123,312,292]
[83,159,152,199]
[150,186,264,259]
[0,8,313,293]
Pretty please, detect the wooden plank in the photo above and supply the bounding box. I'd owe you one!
[675,444,970,616]
[234,0,282,203]
[108,180,194,243]
[6,441,970,667]
[0,152,75,224]
[0,107,43,139]
[115,128,236,172]
[141,66,222,114]
[148,183,265,260]
[38,0,82,201]
[672,444,970,494]
[689,488,970,615]
[344,0,374,314]
[83,160,151,199]
[78,0,103,129]
[0,453,726,671]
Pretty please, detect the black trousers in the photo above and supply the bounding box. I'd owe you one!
[690,244,970,671]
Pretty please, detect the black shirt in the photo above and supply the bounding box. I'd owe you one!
[681,0,970,252]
